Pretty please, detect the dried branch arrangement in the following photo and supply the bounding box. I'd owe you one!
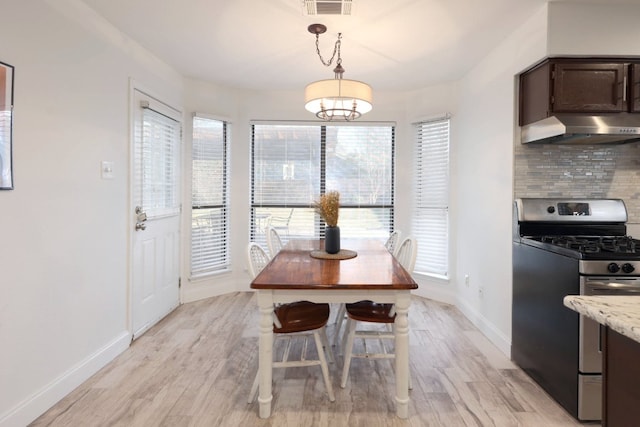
[314,191,340,227]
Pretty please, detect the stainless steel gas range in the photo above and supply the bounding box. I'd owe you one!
[512,198,640,421]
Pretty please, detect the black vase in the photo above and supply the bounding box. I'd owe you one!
[325,226,341,254]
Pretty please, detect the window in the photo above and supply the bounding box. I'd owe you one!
[137,102,181,218]
[250,122,394,247]
[191,115,230,276]
[412,116,450,277]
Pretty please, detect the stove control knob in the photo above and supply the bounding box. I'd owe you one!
[622,263,635,274]
[608,263,621,273]
[547,206,555,214]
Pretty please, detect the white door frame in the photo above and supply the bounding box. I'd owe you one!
[128,80,183,339]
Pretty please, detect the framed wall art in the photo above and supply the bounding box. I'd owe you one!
[1,60,14,190]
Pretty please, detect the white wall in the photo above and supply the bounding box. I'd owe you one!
[547,2,640,56]
[0,1,183,426]
[450,4,549,355]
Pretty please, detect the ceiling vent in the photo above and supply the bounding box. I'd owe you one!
[303,0,353,15]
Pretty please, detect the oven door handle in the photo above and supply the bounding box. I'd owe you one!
[585,281,640,296]
[591,287,640,293]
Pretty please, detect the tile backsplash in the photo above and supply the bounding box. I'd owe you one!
[514,142,640,223]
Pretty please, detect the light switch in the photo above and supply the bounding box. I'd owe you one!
[101,161,114,179]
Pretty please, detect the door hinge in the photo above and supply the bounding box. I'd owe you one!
[178,278,181,288]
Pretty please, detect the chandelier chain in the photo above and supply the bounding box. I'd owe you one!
[315,33,342,67]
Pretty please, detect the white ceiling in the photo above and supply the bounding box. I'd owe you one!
[80,0,638,92]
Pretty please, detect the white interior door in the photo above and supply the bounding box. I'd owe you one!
[131,89,181,339]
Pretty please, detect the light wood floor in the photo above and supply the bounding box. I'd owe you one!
[32,293,599,427]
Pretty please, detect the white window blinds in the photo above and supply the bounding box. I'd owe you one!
[191,116,229,276]
[413,117,450,277]
[325,125,394,238]
[250,123,394,248]
[139,102,181,218]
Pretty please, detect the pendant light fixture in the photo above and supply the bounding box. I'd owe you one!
[304,24,372,121]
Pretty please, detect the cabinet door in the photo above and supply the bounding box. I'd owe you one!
[553,63,627,113]
[603,327,640,426]
[519,61,552,126]
[630,63,640,112]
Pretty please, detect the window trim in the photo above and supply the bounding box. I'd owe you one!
[412,114,450,278]
[249,121,396,244]
[189,114,231,278]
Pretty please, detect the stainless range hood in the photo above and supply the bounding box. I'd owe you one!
[521,113,640,145]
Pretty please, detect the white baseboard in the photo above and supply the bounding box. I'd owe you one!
[455,297,511,357]
[181,281,237,303]
[0,331,131,427]
[412,283,457,305]
[402,276,511,358]
[180,271,240,303]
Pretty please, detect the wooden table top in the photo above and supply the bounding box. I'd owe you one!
[250,239,418,290]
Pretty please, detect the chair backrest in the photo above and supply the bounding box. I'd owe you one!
[270,208,294,227]
[266,226,283,258]
[395,236,417,273]
[247,242,271,279]
[384,230,402,255]
[247,242,284,329]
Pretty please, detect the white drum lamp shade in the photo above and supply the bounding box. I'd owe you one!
[305,78,373,120]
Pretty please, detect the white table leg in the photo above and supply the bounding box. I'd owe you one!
[257,291,274,418]
[394,291,411,419]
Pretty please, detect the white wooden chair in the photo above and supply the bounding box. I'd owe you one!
[395,236,418,273]
[268,208,294,238]
[246,242,335,403]
[266,226,283,258]
[247,242,271,279]
[384,230,402,255]
[339,237,417,388]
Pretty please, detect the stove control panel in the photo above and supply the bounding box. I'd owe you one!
[582,261,640,276]
[515,198,628,223]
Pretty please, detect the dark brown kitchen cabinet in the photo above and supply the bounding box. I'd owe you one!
[631,64,640,112]
[602,327,640,426]
[519,58,640,126]
[553,62,626,113]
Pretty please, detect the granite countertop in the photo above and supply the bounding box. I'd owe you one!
[563,295,640,343]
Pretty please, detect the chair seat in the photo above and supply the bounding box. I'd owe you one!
[274,301,330,333]
[345,301,395,324]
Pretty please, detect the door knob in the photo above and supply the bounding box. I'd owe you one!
[135,206,147,231]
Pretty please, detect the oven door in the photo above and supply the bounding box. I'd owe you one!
[580,277,640,373]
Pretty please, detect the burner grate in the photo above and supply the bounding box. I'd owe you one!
[531,235,640,255]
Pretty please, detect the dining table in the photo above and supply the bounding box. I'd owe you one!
[250,238,419,419]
